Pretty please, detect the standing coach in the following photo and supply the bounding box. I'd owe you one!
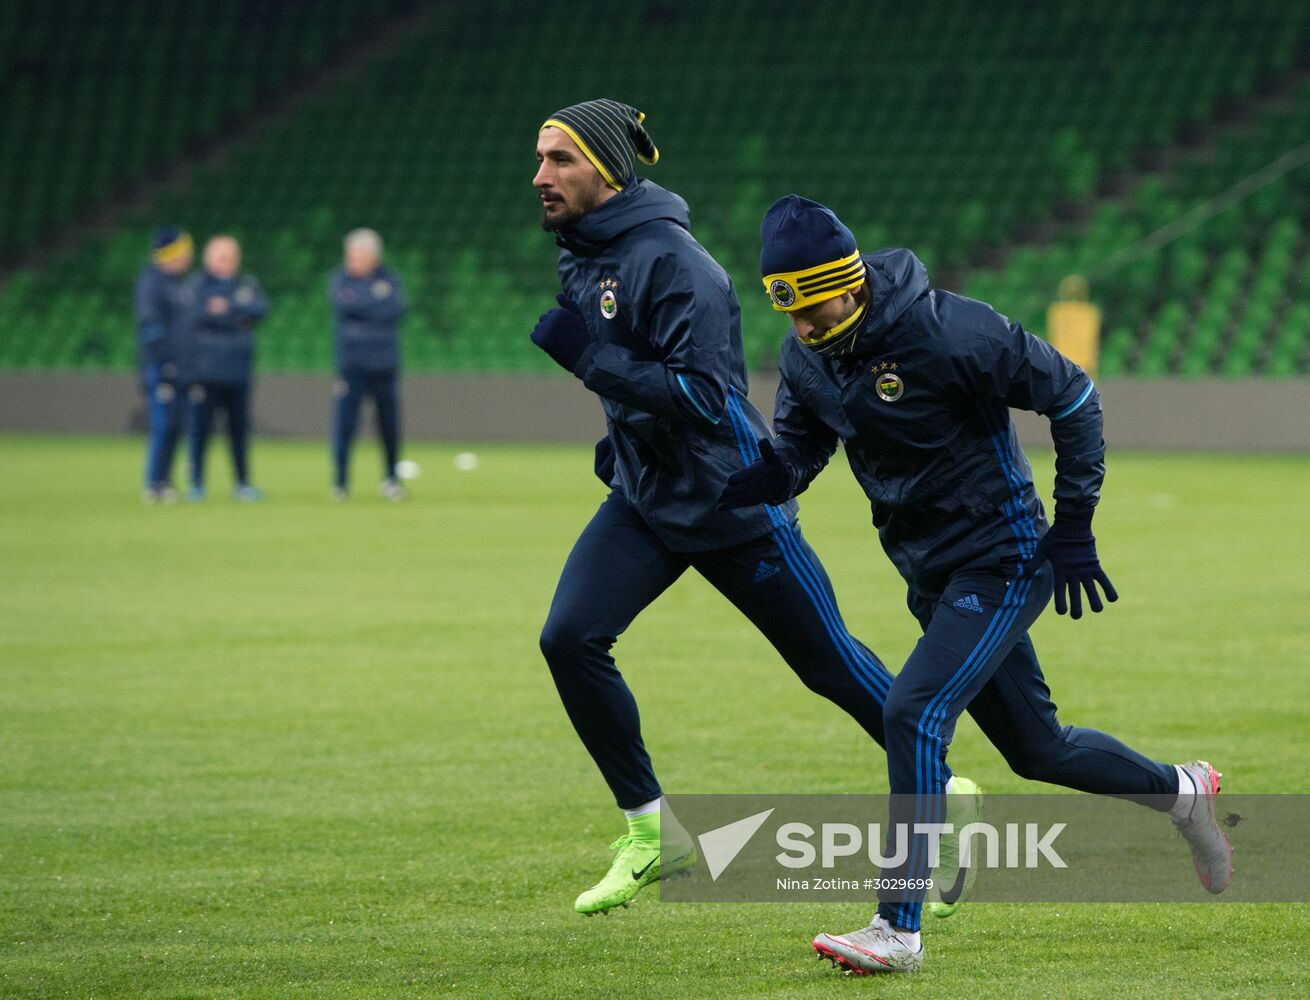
[184,235,268,501]
[328,228,408,501]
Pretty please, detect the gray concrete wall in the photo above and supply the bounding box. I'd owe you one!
[1,372,1307,451]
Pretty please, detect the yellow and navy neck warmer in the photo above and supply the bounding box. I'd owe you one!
[760,194,868,355]
[799,294,870,357]
[541,99,659,191]
[151,225,193,267]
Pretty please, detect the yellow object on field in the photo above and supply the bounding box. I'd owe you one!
[1046,274,1101,377]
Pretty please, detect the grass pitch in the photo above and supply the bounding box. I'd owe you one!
[1,434,1307,998]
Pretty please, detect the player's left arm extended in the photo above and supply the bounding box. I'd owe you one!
[573,254,729,427]
[982,316,1104,515]
[964,307,1115,617]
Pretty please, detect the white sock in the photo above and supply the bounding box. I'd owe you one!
[1169,764,1198,820]
[623,797,662,820]
[874,913,921,949]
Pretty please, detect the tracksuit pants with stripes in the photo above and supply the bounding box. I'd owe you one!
[539,489,893,811]
[876,560,1178,932]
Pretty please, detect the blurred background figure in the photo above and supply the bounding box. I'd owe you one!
[134,225,194,503]
[184,235,269,502]
[328,228,408,501]
[1046,274,1102,378]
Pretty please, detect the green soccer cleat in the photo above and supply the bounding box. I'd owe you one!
[928,775,983,919]
[574,813,696,915]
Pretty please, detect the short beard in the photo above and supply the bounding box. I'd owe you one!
[540,206,579,233]
[539,185,606,233]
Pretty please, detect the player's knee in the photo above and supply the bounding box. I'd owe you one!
[882,685,925,741]
[538,615,589,668]
[791,661,843,701]
[1003,747,1060,783]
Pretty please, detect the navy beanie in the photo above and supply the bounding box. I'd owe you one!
[150,225,193,266]
[759,195,863,312]
[152,225,185,250]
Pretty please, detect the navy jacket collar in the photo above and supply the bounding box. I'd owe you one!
[554,178,691,256]
[834,249,930,368]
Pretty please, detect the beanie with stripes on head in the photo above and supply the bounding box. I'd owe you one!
[541,99,659,191]
[759,195,870,357]
[151,225,193,267]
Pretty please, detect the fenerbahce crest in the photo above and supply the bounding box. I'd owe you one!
[768,279,796,308]
[598,277,619,320]
[872,361,904,402]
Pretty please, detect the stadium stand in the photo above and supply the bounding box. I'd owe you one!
[967,74,1310,377]
[0,0,416,270]
[1,0,1308,376]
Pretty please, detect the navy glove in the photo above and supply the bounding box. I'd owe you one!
[530,294,590,373]
[594,436,616,486]
[1027,510,1118,619]
[717,439,791,510]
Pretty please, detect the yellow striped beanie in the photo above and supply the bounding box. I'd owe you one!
[541,99,659,191]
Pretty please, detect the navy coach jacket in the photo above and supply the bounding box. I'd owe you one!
[556,178,797,552]
[134,265,188,374]
[773,249,1103,591]
[329,265,406,372]
[183,271,269,385]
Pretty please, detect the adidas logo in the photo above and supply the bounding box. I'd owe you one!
[753,560,781,583]
[952,593,984,614]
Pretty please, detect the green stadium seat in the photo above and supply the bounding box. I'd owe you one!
[4,0,1310,376]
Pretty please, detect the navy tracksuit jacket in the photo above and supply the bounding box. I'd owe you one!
[539,180,895,810]
[183,270,268,488]
[134,264,190,486]
[770,249,1174,930]
[330,265,405,372]
[185,271,268,386]
[135,265,189,376]
[558,178,794,551]
[328,266,405,487]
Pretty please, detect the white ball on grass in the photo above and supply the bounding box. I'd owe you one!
[396,460,421,480]
[453,452,479,472]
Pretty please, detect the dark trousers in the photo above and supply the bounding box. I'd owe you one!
[142,365,186,487]
[876,563,1178,932]
[188,381,251,488]
[332,368,400,489]
[539,491,893,810]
